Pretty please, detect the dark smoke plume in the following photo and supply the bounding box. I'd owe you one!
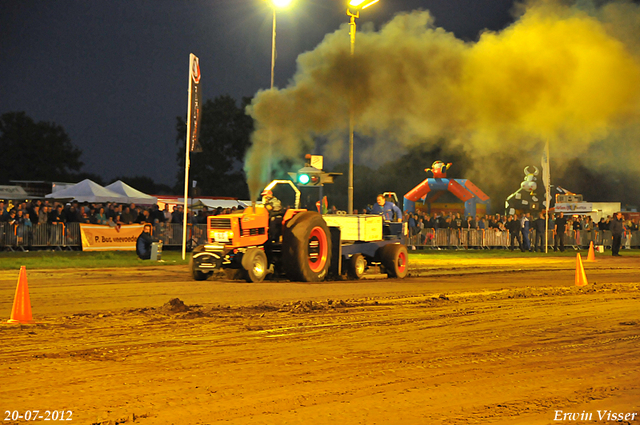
[245,0,640,202]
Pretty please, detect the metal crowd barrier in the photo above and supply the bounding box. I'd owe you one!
[0,222,211,251]
[405,228,639,250]
[1,222,638,251]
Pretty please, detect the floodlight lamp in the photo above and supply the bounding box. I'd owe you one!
[349,0,379,10]
[272,0,292,8]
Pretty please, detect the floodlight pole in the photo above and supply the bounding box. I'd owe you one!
[347,10,358,215]
[266,7,278,182]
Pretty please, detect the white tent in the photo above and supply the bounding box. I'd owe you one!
[45,179,127,203]
[0,185,32,200]
[105,180,158,205]
[192,199,250,210]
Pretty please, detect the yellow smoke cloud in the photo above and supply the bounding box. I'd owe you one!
[244,1,640,200]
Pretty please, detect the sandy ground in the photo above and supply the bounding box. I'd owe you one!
[0,253,639,425]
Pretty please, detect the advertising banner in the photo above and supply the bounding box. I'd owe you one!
[79,224,144,251]
[554,203,593,213]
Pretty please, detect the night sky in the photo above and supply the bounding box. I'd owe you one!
[0,0,515,187]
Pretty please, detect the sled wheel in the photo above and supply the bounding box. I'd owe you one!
[242,248,268,283]
[381,244,408,279]
[189,254,212,281]
[347,253,366,280]
[282,212,332,282]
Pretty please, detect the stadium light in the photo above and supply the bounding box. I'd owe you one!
[346,0,379,214]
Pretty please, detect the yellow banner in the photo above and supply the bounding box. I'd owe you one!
[79,224,144,251]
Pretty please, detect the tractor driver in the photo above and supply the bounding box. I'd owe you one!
[262,189,283,243]
[371,194,403,222]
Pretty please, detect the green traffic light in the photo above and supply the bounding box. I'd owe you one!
[298,173,310,185]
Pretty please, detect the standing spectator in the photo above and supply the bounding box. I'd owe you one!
[6,210,17,245]
[416,217,425,244]
[48,204,66,245]
[506,215,521,251]
[79,209,91,223]
[93,207,108,225]
[584,216,596,247]
[554,212,567,252]
[14,209,30,246]
[436,213,446,229]
[521,212,531,251]
[151,205,165,223]
[39,205,49,226]
[533,212,546,252]
[66,205,81,223]
[29,205,40,226]
[466,215,476,229]
[163,205,172,222]
[423,213,434,229]
[610,212,625,256]
[477,216,486,230]
[454,213,463,229]
[120,206,134,224]
[105,203,116,221]
[572,216,583,248]
[407,213,417,238]
[171,205,182,223]
[136,209,151,224]
[597,217,607,231]
[0,202,7,221]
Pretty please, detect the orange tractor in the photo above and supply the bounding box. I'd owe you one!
[190,180,408,282]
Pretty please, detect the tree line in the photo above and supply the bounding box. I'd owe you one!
[2,98,638,210]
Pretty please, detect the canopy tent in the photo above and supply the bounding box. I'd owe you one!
[105,180,158,205]
[156,196,250,211]
[0,185,34,200]
[191,199,250,210]
[45,179,128,203]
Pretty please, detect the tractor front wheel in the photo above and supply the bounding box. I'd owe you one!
[242,248,268,283]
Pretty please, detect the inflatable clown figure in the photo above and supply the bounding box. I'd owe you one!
[426,161,452,178]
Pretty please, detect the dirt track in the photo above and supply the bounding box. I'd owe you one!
[1,255,639,425]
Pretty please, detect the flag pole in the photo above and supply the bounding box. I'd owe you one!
[181,54,197,261]
[543,139,551,254]
[181,89,193,261]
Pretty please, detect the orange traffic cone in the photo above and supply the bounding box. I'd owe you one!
[586,241,596,262]
[7,266,34,324]
[575,254,588,287]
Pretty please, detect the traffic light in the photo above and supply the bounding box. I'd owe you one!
[297,169,321,186]
[288,159,342,187]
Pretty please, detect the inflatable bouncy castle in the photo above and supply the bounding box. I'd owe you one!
[403,161,491,217]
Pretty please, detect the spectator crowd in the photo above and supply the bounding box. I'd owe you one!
[1,197,638,251]
[401,209,640,250]
[0,199,245,248]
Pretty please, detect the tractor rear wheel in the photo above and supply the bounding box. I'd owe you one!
[282,212,332,282]
[380,244,408,279]
[242,248,268,283]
